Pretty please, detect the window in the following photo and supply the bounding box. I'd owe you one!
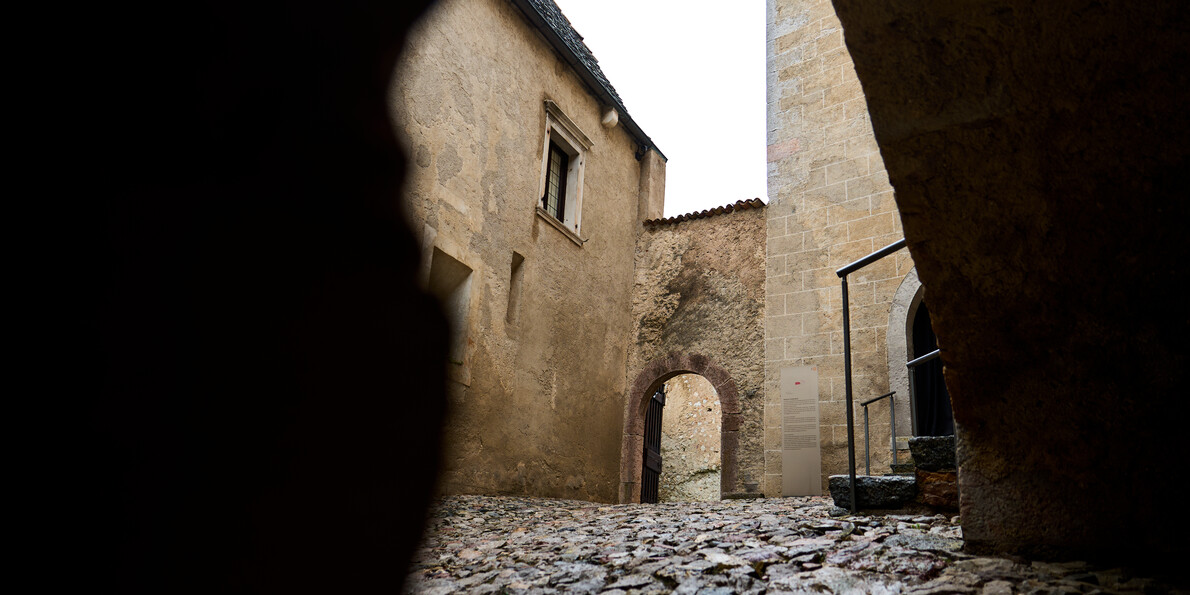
[537,100,592,243]
[542,141,569,221]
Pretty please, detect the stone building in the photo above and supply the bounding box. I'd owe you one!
[763,0,948,496]
[398,0,1187,567]
[393,0,934,507]
[392,0,668,502]
[86,0,1185,583]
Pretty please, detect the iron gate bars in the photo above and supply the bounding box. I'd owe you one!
[836,238,907,514]
[642,385,666,504]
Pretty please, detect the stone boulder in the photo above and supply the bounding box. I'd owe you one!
[829,475,917,509]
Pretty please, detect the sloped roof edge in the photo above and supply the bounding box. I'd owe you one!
[508,0,665,160]
[644,198,767,227]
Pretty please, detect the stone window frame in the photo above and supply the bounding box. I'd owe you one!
[536,100,592,246]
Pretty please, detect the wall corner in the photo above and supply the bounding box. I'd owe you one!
[637,148,666,222]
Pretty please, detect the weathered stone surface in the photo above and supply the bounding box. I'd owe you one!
[830,0,1189,562]
[405,495,1179,594]
[915,469,959,510]
[829,474,917,509]
[908,436,956,471]
[659,374,722,502]
[625,206,767,500]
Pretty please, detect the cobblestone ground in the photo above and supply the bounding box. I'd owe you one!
[404,495,1181,595]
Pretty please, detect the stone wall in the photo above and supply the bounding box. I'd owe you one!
[765,0,914,494]
[623,202,766,502]
[392,0,663,502]
[659,374,722,502]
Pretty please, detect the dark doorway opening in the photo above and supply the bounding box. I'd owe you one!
[913,303,954,436]
[641,385,665,504]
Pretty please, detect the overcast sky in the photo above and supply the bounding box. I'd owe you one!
[551,0,768,218]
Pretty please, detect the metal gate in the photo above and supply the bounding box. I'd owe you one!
[641,385,665,503]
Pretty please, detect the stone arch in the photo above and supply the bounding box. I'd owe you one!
[887,268,925,438]
[620,353,741,503]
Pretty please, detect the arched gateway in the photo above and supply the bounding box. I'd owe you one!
[620,353,741,504]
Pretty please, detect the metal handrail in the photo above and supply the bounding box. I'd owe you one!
[861,391,896,475]
[837,239,908,276]
[907,348,941,369]
[835,238,907,513]
[860,390,896,407]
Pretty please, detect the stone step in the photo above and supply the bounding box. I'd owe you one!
[887,462,916,476]
[907,435,956,471]
[828,474,916,509]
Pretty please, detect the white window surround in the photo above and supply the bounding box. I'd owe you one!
[536,100,592,246]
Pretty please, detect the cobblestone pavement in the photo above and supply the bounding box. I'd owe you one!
[405,495,1181,594]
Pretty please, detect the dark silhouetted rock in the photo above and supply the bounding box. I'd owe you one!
[832,0,1188,562]
[80,1,448,592]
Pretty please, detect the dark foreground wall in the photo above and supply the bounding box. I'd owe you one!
[70,1,446,592]
[831,0,1188,562]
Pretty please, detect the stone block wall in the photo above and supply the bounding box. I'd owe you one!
[765,0,913,494]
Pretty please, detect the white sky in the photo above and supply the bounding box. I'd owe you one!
[551,0,768,218]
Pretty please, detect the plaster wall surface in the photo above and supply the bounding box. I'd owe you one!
[392,0,660,502]
[625,206,766,501]
[765,0,913,494]
[659,374,722,502]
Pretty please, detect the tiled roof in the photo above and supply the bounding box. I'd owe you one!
[509,0,662,159]
[524,0,624,107]
[644,198,767,227]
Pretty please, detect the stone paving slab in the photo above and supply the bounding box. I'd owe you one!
[404,495,1180,594]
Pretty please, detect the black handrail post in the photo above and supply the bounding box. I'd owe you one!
[890,394,898,466]
[863,404,871,475]
[841,276,858,514]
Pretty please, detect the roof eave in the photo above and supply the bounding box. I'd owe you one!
[507,0,666,161]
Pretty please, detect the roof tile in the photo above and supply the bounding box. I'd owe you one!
[644,199,767,227]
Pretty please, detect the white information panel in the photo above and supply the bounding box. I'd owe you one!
[781,365,822,496]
